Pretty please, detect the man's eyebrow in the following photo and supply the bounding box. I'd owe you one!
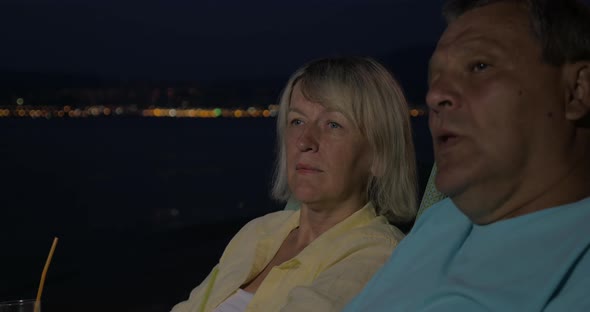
[451,36,509,58]
[427,37,507,81]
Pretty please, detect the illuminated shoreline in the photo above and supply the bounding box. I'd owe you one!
[0,105,426,119]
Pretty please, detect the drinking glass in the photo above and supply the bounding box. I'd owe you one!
[0,299,39,312]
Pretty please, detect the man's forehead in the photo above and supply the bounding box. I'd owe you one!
[437,2,530,49]
[429,3,532,69]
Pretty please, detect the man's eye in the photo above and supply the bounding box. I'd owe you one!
[328,121,342,129]
[471,62,490,72]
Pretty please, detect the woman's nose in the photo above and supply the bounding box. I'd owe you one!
[296,125,319,152]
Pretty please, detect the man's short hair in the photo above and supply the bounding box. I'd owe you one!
[443,0,590,65]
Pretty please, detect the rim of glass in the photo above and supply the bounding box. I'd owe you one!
[0,299,37,306]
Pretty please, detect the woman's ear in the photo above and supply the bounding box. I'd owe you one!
[565,63,590,121]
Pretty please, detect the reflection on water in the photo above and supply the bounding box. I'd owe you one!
[0,116,433,311]
[1,118,279,232]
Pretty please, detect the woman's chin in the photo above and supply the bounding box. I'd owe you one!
[293,195,319,205]
[291,189,322,204]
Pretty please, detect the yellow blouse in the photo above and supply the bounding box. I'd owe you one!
[171,203,403,312]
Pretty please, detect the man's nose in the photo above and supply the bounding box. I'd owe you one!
[426,74,460,114]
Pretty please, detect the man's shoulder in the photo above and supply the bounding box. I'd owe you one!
[525,196,590,235]
[410,197,468,233]
[560,195,590,213]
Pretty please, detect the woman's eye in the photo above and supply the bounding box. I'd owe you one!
[470,62,490,72]
[328,121,342,129]
[290,119,303,126]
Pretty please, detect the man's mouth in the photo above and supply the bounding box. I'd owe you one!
[439,134,457,144]
[435,130,460,150]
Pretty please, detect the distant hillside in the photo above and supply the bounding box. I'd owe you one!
[0,46,432,106]
[0,69,285,89]
[0,70,115,89]
[0,70,287,108]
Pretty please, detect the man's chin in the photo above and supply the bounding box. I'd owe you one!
[434,170,466,198]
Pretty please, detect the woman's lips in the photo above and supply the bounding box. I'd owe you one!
[296,163,323,173]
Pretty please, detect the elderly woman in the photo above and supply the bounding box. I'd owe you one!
[171,57,417,312]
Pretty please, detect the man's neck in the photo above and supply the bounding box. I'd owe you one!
[455,145,590,225]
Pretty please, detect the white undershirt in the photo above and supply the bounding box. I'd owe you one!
[212,289,254,312]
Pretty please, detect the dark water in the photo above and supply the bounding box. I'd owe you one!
[0,117,433,311]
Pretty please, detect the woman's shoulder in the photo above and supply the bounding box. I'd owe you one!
[322,211,404,251]
[351,215,405,245]
[306,215,402,268]
[340,205,405,245]
[219,210,298,263]
[251,209,297,224]
[233,210,298,239]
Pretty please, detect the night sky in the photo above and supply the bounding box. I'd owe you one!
[0,0,447,82]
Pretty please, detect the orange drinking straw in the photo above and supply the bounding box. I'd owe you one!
[35,237,58,312]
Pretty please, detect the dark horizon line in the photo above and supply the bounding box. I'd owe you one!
[0,68,289,90]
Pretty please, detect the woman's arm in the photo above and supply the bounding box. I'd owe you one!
[171,265,219,312]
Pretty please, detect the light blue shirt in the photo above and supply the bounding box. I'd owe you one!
[343,196,590,311]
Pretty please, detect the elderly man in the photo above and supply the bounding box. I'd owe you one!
[342,0,590,311]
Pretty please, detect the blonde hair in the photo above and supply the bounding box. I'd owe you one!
[272,57,417,223]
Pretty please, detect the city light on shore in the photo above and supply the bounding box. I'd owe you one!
[0,104,426,119]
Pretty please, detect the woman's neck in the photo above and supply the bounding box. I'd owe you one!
[296,197,367,247]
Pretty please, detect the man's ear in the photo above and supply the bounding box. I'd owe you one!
[564,62,590,122]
